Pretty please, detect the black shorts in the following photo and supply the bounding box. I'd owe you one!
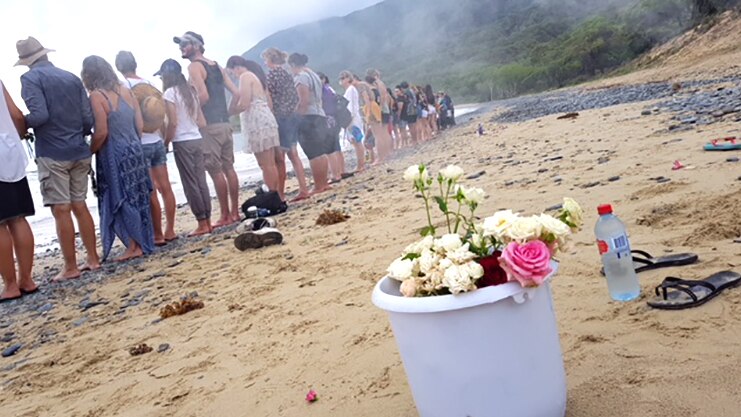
[402,114,418,124]
[298,115,334,160]
[0,177,35,224]
[381,112,391,124]
[328,125,342,153]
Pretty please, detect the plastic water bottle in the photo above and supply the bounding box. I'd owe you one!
[595,204,640,301]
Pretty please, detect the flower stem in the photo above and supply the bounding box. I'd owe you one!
[453,202,463,233]
[444,182,452,233]
[421,186,434,233]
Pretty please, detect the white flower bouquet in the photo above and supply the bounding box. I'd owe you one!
[388,164,583,297]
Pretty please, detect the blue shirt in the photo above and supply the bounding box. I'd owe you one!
[21,61,93,161]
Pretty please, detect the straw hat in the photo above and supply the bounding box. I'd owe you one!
[15,37,54,66]
[130,83,166,133]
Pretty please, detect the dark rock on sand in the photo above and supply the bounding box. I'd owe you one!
[608,176,621,182]
[2,344,22,358]
[157,343,170,353]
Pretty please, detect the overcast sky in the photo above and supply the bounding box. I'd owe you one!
[0,0,383,110]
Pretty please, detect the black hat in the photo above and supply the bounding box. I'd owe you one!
[173,31,204,46]
[154,58,182,76]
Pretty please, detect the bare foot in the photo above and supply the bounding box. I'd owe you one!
[80,262,101,272]
[115,247,143,263]
[164,232,178,242]
[311,185,333,195]
[290,193,311,203]
[53,269,81,282]
[213,217,232,228]
[188,227,211,237]
[230,214,242,224]
[0,288,22,300]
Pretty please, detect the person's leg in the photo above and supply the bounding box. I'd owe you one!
[216,124,241,223]
[254,148,279,192]
[68,158,100,270]
[353,140,366,172]
[274,148,287,201]
[371,122,392,163]
[0,224,20,299]
[150,164,177,241]
[7,217,36,293]
[70,202,100,271]
[174,141,212,236]
[51,204,81,281]
[287,145,310,199]
[201,125,231,227]
[149,186,164,245]
[309,155,330,194]
[117,238,143,262]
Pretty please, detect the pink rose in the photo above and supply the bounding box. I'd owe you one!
[499,241,553,287]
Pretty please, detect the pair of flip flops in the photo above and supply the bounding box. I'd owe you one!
[703,137,741,151]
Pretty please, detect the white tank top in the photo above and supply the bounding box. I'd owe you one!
[0,80,28,183]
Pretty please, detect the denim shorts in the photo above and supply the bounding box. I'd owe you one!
[276,114,300,149]
[141,141,168,168]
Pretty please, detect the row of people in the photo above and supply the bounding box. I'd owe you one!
[0,32,450,301]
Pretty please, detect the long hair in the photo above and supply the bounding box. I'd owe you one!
[424,84,435,106]
[226,56,268,91]
[162,72,198,120]
[81,55,119,92]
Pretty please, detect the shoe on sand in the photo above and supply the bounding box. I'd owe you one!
[236,217,277,234]
[647,271,741,310]
[234,227,283,251]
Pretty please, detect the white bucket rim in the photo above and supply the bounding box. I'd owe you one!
[372,261,558,314]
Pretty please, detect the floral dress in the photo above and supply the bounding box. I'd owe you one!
[95,90,154,259]
[240,96,280,154]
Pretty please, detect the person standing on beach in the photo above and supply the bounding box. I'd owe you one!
[157,59,213,236]
[82,55,154,261]
[0,80,38,301]
[287,53,332,195]
[399,81,419,145]
[338,71,366,173]
[174,31,241,226]
[363,72,393,164]
[261,47,310,202]
[115,51,177,245]
[16,37,100,281]
[317,72,347,183]
[225,56,283,200]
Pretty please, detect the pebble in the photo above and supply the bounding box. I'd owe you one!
[608,176,621,182]
[465,170,486,180]
[157,343,170,353]
[0,333,14,343]
[727,157,739,162]
[37,303,54,314]
[72,317,89,327]
[2,344,22,358]
[581,182,601,189]
[641,110,652,116]
[80,300,108,311]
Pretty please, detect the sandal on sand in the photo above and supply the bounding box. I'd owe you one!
[234,228,283,251]
[704,137,741,151]
[600,250,698,275]
[647,271,741,310]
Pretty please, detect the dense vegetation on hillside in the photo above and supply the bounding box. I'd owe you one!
[243,0,740,102]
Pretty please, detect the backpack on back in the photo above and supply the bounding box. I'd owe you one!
[334,94,353,129]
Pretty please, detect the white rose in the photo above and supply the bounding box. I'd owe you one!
[400,278,419,297]
[537,214,571,238]
[443,264,477,294]
[439,258,453,270]
[418,249,440,274]
[439,165,464,181]
[461,186,486,205]
[470,232,483,249]
[403,164,428,183]
[563,197,583,229]
[463,260,484,280]
[445,243,477,263]
[387,258,415,281]
[505,216,542,243]
[482,210,519,238]
[434,234,463,253]
[403,235,435,255]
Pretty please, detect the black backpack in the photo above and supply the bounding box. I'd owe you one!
[241,191,287,217]
[334,94,353,129]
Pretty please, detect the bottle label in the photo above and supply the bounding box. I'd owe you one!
[597,234,630,256]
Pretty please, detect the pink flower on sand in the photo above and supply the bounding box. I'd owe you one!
[499,241,553,287]
[306,389,318,403]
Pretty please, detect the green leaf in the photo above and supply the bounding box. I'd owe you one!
[402,253,421,261]
[420,225,436,237]
[433,196,448,213]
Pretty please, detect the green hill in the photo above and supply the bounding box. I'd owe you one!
[243,0,735,102]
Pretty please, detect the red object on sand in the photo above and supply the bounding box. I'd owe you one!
[672,160,684,170]
[306,389,318,403]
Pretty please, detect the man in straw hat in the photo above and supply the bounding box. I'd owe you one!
[16,36,101,280]
[173,31,241,227]
[115,50,177,246]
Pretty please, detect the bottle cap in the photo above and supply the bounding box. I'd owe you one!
[597,204,613,215]
[247,206,257,213]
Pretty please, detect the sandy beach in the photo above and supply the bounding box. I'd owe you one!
[2,19,741,417]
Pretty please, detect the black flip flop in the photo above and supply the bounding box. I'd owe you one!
[0,295,22,304]
[20,287,39,296]
[647,271,741,310]
[600,250,698,275]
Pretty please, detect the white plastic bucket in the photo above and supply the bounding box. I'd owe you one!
[372,262,566,417]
